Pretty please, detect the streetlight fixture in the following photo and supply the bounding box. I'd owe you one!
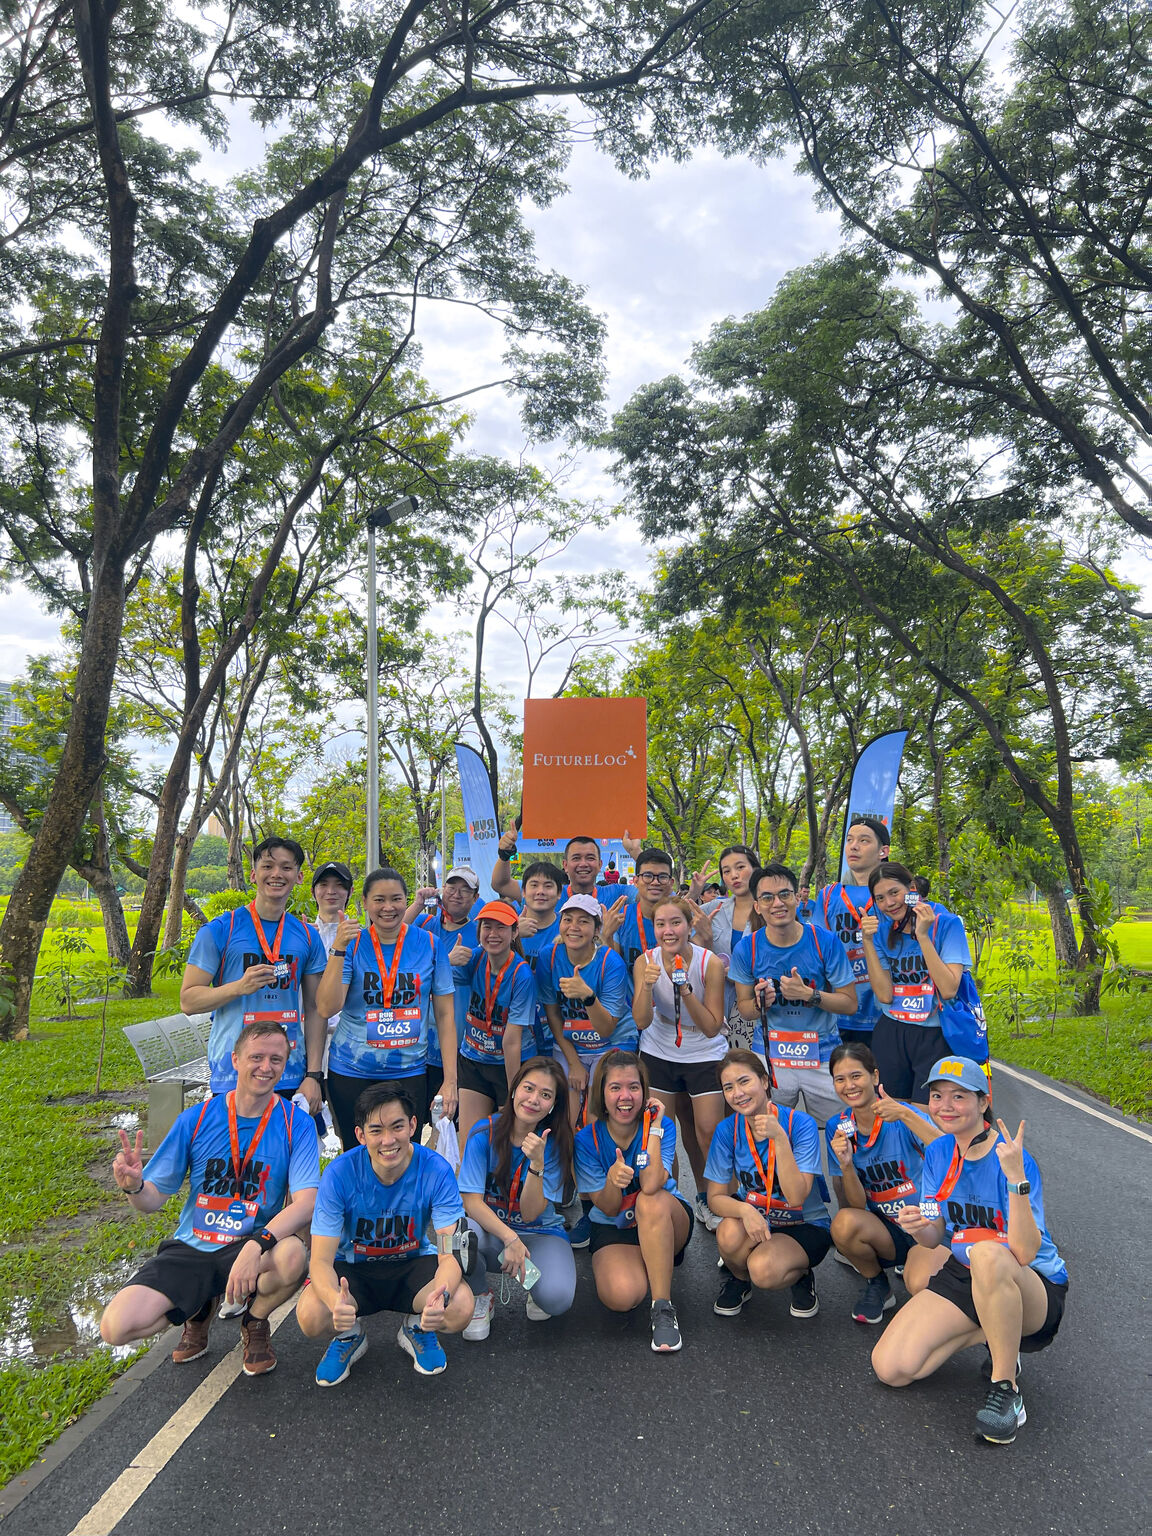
[365,495,418,873]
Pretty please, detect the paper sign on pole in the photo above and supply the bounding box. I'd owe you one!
[521,697,647,839]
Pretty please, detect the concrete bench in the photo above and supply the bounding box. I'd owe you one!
[122,1013,212,1144]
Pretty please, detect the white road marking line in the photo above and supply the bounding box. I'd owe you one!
[992,1059,1152,1145]
[67,1298,295,1536]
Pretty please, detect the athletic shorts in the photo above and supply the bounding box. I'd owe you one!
[869,1015,948,1102]
[126,1237,250,1325]
[927,1254,1068,1353]
[870,1212,915,1268]
[641,1051,725,1098]
[837,1027,875,1045]
[326,1068,428,1152]
[765,1221,832,1270]
[588,1196,695,1265]
[456,1054,510,1106]
[333,1254,441,1318]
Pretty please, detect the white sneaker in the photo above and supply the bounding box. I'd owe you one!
[695,1192,721,1233]
[832,1248,856,1268]
[463,1289,493,1341]
[525,1296,550,1322]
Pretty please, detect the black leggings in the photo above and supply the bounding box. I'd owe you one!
[326,1069,429,1151]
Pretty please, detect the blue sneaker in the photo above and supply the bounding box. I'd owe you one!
[397,1320,447,1376]
[315,1328,367,1387]
[567,1215,591,1249]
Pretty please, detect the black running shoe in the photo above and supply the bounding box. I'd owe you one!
[789,1269,819,1318]
[714,1274,753,1316]
[851,1273,895,1325]
[976,1380,1026,1443]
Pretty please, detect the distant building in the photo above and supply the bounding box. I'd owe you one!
[0,684,42,834]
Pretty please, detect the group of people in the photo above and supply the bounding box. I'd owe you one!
[99,819,1067,1446]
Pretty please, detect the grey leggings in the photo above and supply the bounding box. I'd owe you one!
[470,1226,577,1317]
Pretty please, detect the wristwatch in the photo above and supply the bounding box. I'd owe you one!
[1006,1180,1031,1196]
[583,991,598,1008]
[252,1228,278,1251]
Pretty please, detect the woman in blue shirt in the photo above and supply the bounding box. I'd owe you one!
[458,1055,576,1340]
[860,862,971,1103]
[872,1056,1069,1445]
[316,867,456,1147]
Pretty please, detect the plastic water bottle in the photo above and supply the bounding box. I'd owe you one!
[291,1091,311,1115]
[430,1094,445,1124]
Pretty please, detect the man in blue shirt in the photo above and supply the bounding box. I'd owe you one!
[297,1082,475,1385]
[730,864,857,1127]
[99,1021,318,1376]
[180,836,328,1112]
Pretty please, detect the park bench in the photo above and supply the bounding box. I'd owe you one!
[121,1013,212,1145]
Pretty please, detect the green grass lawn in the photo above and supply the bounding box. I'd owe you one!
[0,972,185,1485]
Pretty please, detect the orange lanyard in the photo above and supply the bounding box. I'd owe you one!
[368,923,408,1006]
[840,889,873,929]
[479,953,514,1033]
[848,1106,883,1150]
[226,1091,277,1197]
[247,904,286,964]
[934,1131,996,1202]
[742,1114,777,1203]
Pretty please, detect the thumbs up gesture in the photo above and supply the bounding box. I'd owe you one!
[332,1274,358,1334]
[778,965,810,1002]
[448,936,472,966]
[520,1128,550,1171]
[873,1083,903,1122]
[608,1145,634,1189]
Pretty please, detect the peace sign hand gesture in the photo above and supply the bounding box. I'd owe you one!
[113,1129,145,1192]
[995,1119,1028,1185]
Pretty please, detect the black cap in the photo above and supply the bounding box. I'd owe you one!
[311,861,354,892]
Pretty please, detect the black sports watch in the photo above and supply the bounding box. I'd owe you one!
[583,991,598,1009]
[252,1228,279,1252]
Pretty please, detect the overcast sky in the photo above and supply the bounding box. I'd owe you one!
[0,121,843,695]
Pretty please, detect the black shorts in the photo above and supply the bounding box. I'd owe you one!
[872,1212,915,1268]
[126,1238,250,1324]
[456,1054,511,1105]
[869,1015,948,1102]
[588,1196,695,1265]
[927,1254,1068,1353]
[425,1063,445,1108]
[326,1069,428,1151]
[837,1027,875,1045]
[333,1254,442,1318]
[641,1052,725,1098]
[768,1221,833,1270]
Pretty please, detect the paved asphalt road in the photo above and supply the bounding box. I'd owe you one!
[3,1064,1149,1536]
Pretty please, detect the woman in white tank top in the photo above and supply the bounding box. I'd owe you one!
[632,897,728,1226]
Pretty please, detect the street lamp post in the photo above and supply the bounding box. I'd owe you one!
[365,496,418,873]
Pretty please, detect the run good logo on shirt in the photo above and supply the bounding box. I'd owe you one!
[362,970,423,1049]
[352,1212,420,1259]
[861,1157,917,1214]
[946,1198,1008,1258]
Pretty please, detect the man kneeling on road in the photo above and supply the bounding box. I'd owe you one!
[100,1022,319,1375]
[296,1082,474,1386]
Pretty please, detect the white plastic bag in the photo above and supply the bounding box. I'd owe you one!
[432,1114,460,1171]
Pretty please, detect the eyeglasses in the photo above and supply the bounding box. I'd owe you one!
[756,888,796,905]
[636,870,673,883]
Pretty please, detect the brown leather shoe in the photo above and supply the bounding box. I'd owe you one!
[172,1298,217,1364]
[241,1314,276,1376]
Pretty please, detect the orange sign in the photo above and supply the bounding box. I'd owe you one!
[521,697,647,839]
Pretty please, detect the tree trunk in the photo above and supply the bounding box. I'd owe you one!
[0,559,126,1037]
[162,832,194,949]
[1045,886,1079,970]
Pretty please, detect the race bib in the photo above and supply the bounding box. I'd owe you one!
[243,1007,300,1047]
[466,1014,502,1056]
[951,1226,1010,1266]
[889,982,935,1022]
[193,1193,259,1245]
[564,1022,603,1050]
[767,1028,820,1070]
[366,1005,422,1049]
[867,1179,917,1217]
[352,1233,420,1259]
[745,1189,802,1225]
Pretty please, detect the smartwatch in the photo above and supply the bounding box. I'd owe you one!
[1006,1180,1031,1196]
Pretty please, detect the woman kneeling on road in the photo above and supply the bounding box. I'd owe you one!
[458,1056,577,1339]
[574,1050,693,1353]
[871,1057,1069,1445]
[826,1042,941,1323]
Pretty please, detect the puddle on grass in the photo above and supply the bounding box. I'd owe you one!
[1,1260,141,1367]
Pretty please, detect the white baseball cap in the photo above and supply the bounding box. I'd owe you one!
[560,894,601,920]
[444,866,480,890]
